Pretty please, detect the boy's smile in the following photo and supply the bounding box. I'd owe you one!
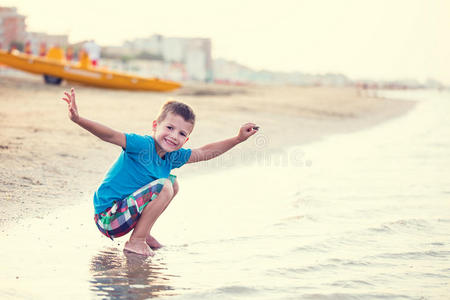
[152,112,194,157]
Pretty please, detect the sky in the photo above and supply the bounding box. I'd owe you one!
[4,0,450,84]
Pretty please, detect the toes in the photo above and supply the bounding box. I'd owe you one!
[124,241,154,256]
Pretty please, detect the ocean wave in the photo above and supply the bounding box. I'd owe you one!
[327,258,372,267]
[297,292,414,300]
[269,258,384,278]
[273,214,316,227]
[329,279,374,288]
[293,244,330,253]
[215,285,259,294]
[368,218,432,234]
[369,250,450,260]
[175,285,266,300]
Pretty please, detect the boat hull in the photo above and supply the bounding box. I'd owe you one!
[0,50,181,91]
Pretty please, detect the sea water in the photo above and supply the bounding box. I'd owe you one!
[1,90,449,299]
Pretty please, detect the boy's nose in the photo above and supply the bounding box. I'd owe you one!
[168,132,178,141]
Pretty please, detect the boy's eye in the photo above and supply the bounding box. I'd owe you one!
[180,132,186,137]
[167,126,173,130]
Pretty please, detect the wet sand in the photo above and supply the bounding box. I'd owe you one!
[0,74,415,228]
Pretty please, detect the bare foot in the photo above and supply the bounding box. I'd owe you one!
[146,235,163,250]
[124,239,155,256]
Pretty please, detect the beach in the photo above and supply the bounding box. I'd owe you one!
[2,1,449,297]
[0,75,414,227]
[2,75,450,300]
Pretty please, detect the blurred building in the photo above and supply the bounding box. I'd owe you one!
[119,35,213,82]
[25,32,69,54]
[424,78,444,90]
[213,58,253,84]
[213,58,351,86]
[0,7,68,53]
[0,7,26,49]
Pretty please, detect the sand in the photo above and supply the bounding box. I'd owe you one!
[0,74,415,228]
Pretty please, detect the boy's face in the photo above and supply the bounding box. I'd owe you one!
[152,112,194,154]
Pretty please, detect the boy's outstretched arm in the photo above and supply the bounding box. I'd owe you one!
[61,88,126,148]
[187,123,258,163]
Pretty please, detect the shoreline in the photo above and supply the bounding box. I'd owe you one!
[0,75,416,228]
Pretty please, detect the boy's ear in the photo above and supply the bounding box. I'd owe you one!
[152,120,157,131]
[183,137,189,145]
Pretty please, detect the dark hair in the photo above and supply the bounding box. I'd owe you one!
[156,100,196,125]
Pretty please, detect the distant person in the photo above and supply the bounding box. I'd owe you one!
[61,88,258,256]
[24,41,32,55]
[39,42,47,57]
[81,40,101,66]
[77,49,92,68]
[66,46,74,61]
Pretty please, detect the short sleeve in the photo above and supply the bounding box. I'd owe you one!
[124,133,151,154]
[168,148,192,169]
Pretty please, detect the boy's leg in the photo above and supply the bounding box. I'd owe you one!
[124,179,174,256]
[146,179,179,249]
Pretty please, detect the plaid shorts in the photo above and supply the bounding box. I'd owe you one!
[94,175,176,240]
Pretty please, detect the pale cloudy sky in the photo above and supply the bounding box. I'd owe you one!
[4,0,450,84]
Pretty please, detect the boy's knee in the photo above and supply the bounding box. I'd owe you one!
[172,179,179,197]
[160,179,174,198]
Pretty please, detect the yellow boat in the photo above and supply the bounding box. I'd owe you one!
[0,48,181,92]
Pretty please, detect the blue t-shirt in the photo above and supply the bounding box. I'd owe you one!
[93,133,191,214]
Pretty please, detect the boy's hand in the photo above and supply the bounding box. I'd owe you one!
[188,123,260,163]
[61,87,80,123]
[237,123,259,142]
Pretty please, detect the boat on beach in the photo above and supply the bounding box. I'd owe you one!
[0,48,181,92]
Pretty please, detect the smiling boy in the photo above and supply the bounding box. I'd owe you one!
[62,88,258,256]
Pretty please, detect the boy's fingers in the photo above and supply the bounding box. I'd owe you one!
[245,123,257,132]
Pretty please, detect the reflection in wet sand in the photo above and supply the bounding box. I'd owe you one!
[90,247,178,299]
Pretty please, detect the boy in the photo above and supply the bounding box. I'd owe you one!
[62,88,258,256]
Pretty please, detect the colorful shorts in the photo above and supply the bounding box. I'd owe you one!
[94,175,176,240]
